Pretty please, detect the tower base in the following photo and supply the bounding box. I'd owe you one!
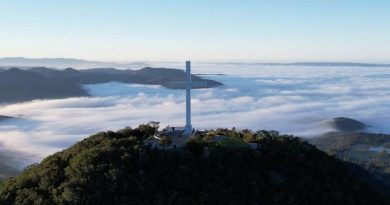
[182,124,193,137]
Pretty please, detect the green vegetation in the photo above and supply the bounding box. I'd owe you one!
[0,125,389,205]
[0,180,4,192]
[214,136,249,150]
[159,136,172,146]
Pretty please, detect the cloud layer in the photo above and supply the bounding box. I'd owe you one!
[1,64,390,168]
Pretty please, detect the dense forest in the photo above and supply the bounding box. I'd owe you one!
[0,124,389,205]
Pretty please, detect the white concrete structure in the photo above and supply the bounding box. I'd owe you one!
[171,61,206,136]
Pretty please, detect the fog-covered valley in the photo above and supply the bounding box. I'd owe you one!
[1,62,390,169]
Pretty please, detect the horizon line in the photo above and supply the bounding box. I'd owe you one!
[0,56,390,65]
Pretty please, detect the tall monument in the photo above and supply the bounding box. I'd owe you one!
[171,61,206,136]
[184,61,193,136]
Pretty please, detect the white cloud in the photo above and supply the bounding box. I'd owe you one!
[1,64,390,168]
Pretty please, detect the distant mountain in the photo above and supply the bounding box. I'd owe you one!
[1,125,389,204]
[2,58,390,69]
[0,57,150,69]
[263,62,390,67]
[0,116,13,122]
[0,67,222,104]
[220,62,390,67]
[0,68,87,103]
[323,117,367,132]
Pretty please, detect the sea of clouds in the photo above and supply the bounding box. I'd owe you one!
[1,63,390,167]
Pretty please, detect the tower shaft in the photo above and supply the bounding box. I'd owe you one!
[184,61,192,135]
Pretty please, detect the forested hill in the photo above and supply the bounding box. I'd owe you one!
[0,67,222,104]
[1,125,389,205]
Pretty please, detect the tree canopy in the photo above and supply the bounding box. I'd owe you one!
[0,125,389,205]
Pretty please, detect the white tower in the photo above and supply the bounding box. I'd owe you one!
[183,61,193,136]
[171,61,206,137]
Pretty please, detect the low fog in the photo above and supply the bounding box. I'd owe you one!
[1,63,390,168]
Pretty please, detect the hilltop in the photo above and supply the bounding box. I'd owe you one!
[0,67,222,104]
[320,117,368,132]
[0,124,389,205]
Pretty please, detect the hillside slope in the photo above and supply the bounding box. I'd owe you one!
[0,126,389,205]
[309,132,390,187]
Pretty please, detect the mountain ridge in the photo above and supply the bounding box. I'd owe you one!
[0,116,14,122]
[0,57,150,69]
[1,57,390,68]
[214,62,390,67]
[0,67,222,104]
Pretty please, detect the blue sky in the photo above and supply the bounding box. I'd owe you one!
[0,0,389,62]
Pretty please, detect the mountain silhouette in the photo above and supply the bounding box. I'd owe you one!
[0,67,222,104]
